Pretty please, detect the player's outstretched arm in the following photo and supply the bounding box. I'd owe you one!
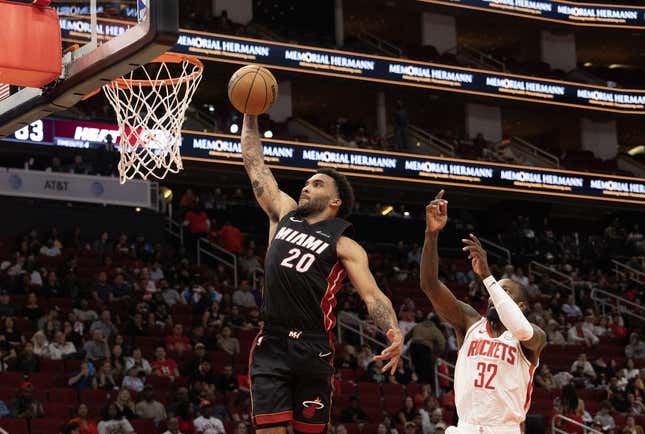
[241,115,296,222]
[337,236,403,375]
[421,191,480,337]
[463,234,546,361]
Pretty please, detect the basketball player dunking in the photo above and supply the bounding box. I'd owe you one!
[421,191,546,434]
[241,114,404,434]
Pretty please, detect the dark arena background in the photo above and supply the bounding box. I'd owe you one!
[0,0,644,433]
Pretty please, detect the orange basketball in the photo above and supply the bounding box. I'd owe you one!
[227,65,278,115]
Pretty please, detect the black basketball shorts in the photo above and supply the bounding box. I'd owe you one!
[249,326,335,433]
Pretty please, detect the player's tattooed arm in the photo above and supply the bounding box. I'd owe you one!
[421,191,480,335]
[338,236,403,374]
[241,115,296,222]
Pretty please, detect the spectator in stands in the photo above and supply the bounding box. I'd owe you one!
[593,404,616,431]
[94,360,118,390]
[162,416,183,434]
[68,361,95,391]
[609,314,628,339]
[31,330,49,357]
[239,247,262,279]
[121,366,145,393]
[40,238,61,257]
[202,302,224,330]
[165,324,192,354]
[0,399,10,417]
[179,189,197,209]
[74,298,98,324]
[84,330,110,362]
[15,341,39,374]
[570,354,597,381]
[114,389,136,420]
[92,272,113,304]
[218,221,243,253]
[627,393,645,415]
[97,403,135,434]
[135,384,167,425]
[62,422,81,434]
[545,320,566,345]
[234,422,249,434]
[398,396,420,426]
[125,313,147,337]
[22,292,44,323]
[626,333,645,359]
[624,416,645,434]
[216,365,238,393]
[183,205,211,237]
[193,401,225,434]
[340,395,368,423]
[535,364,557,391]
[216,326,240,357]
[9,382,44,419]
[568,319,598,347]
[110,274,131,303]
[69,403,99,434]
[151,346,179,380]
[393,100,409,150]
[93,232,113,257]
[562,295,583,319]
[232,280,256,308]
[407,315,445,384]
[47,330,77,359]
[90,310,118,339]
[125,348,152,376]
[0,291,15,317]
[192,359,218,387]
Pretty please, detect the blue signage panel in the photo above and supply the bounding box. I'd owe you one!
[57,18,645,115]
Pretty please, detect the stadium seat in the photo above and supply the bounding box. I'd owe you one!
[31,418,68,434]
[0,418,28,434]
[40,358,65,373]
[130,418,156,433]
[48,387,78,405]
[79,388,110,405]
[45,402,74,418]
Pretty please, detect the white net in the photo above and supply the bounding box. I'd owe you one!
[103,54,203,183]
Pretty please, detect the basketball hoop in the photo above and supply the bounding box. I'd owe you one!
[102,52,203,183]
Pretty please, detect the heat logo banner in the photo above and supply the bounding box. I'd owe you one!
[417,0,645,28]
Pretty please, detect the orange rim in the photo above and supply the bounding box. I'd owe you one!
[106,52,204,88]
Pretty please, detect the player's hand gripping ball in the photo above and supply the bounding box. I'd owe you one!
[228,65,278,115]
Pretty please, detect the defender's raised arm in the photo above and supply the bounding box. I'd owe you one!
[420,190,480,339]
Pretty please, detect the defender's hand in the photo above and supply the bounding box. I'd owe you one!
[462,234,491,279]
[373,329,403,375]
[425,190,448,234]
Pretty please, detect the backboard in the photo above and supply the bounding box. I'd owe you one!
[0,0,179,138]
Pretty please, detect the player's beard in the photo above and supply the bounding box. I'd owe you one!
[486,306,500,323]
[296,196,328,217]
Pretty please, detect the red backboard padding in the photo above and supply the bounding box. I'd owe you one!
[0,0,62,87]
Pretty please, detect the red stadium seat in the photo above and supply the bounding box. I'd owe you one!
[30,372,63,388]
[48,388,78,405]
[40,358,65,373]
[0,372,26,388]
[30,418,68,434]
[339,368,356,381]
[130,418,156,433]
[405,383,422,397]
[0,418,28,434]
[79,389,110,406]
[45,402,74,418]
[382,383,405,400]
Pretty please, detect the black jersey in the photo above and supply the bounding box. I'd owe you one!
[262,210,352,334]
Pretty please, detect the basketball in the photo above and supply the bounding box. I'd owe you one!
[227,65,278,115]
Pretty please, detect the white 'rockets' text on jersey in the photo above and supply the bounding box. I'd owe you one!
[453,317,538,427]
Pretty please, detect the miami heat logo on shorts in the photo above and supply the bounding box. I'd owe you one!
[302,398,325,418]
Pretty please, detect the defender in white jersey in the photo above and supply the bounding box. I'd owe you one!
[420,190,546,434]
